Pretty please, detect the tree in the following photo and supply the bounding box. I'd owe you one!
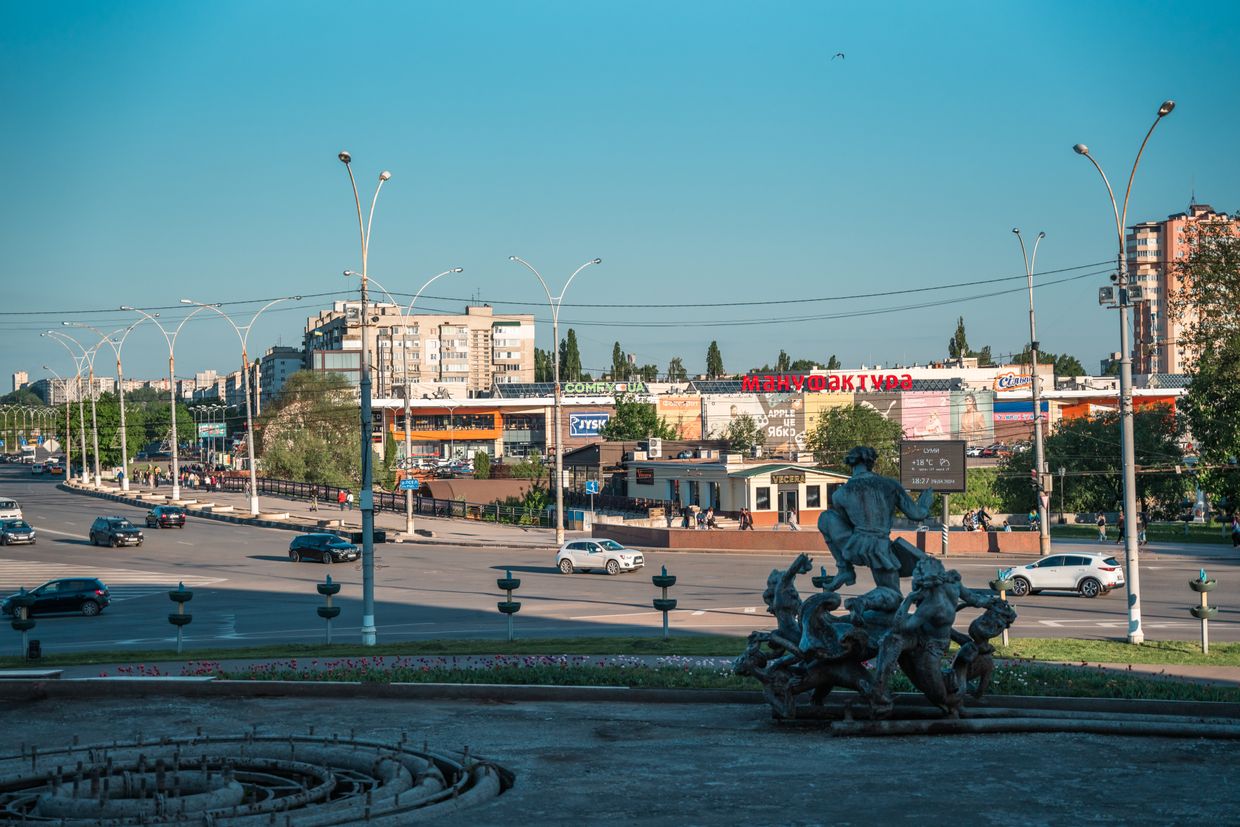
[560,329,583,381]
[473,450,491,479]
[775,350,791,372]
[1011,346,1085,377]
[719,414,763,454]
[666,356,687,382]
[788,358,820,371]
[805,404,905,477]
[611,342,627,380]
[636,364,659,382]
[598,393,677,441]
[993,405,1188,517]
[706,341,724,378]
[0,388,43,406]
[534,347,554,383]
[826,354,842,371]
[256,371,360,488]
[90,392,149,467]
[946,317,993,366]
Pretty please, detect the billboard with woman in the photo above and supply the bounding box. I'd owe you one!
[950,390,994,446]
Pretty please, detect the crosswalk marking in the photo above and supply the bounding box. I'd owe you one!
[0,558,225,602]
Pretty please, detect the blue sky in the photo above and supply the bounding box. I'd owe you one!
[3,1,1238,386]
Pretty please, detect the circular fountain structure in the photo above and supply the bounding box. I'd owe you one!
[0,729,512,824]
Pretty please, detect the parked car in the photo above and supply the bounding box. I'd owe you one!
[145,505,187,529]
[1000,552,1125,599]
[965,446,984,458]
[0,499,21,521]
[289,533,360,564]
[89,516,144,547]
[1,577,110,617]
[0,519,35,545]
[556,539,645,575]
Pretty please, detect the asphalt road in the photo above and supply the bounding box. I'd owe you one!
[1,465,1238,655]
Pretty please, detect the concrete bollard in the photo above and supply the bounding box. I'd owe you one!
[651,566,678,640]
[167,582,194,655]
[8,588,36,659]
[1189,569,1218,654]
[317,575,342,644]
[496,570,521,642]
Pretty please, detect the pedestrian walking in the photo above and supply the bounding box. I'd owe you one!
[1138,512,1147,545]
[346,492,355,511]
[310,493,319,512]
[1231,513,1240,548]
[787,507,800,531]
[1096,512,1107,542]
[1116,509,1125,544]
[338,489,347,511]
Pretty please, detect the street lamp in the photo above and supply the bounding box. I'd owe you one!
[180,296,301,516]
[1013,228,1051,556]
[508,255,603,544]
[338,150,391,647]
[122,303,217,502]
[1072,99,1175,645]
[64,320,146,491]
[358,268,464,535]
[41,366,75,476]
[43,331,99,486]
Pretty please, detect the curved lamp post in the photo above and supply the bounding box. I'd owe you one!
[122,303,217,502]
[1072,99,1175,645]
[338,150,391,647]
[43,331,98,486]
[64,320,146,491]
[358,268,464,535]
[1013,229,1050,556]
[508,256,603,544]
[180,296,301,516]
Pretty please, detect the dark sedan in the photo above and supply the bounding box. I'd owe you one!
[146,506,187,528]
[1,578,110,617]
[0,519,35,545]
[289,533,360,564]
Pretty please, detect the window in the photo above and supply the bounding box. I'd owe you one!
[688,480,699,506]
[755,486,771,510]
[805,486,821,508]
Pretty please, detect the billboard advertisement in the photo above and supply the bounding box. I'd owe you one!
[569,412,611,437]
[197,422,227,438]
[657,396,702,440]
[703,394,805,454]
[950,390,994,446]
[901,392,951,440]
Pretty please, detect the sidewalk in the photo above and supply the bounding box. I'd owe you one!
[64,479,574,550]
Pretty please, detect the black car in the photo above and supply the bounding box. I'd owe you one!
[1,577,110,617]
[289,533,360,564]
[0,519,35,545]
[146,506,187,529]
[89,516,144,547]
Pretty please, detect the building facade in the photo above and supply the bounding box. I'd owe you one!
[304,302,535,396]
[1128,202,1236,374]
[257,346,304,410]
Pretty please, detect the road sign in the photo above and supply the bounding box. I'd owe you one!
[899,440,967,492]
[398,478,421,491]
[584,480,600,495]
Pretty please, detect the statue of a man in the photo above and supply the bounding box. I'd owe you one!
[817,446,934,592]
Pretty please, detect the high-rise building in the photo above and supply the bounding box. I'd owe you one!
[257,346,304,410]
[1129,201,1235,374]
[304,302,535,397]
[12,371,28,393]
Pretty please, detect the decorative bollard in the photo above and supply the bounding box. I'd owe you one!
[989,569,1013,647]
[651,566,677,640]
[1189,568,1218,654]
[8,588,35,659]
[497,569,521,642]
[317,575,342,644]
[167,582,193,655]
[811,566,830,593]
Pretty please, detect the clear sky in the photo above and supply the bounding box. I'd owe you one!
[3,1,1238,387]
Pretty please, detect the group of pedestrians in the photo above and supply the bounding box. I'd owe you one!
[1097,509,1148,544]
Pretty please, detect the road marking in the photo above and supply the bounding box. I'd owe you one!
[744,607,757,613]
[0,558,225,601]
[33,527,83,538]
[692,610,705,616]
[177,541,192,546]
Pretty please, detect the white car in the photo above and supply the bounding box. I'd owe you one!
[557,539,645,575]
[1000,552,1125,599]
[0,499,21,521]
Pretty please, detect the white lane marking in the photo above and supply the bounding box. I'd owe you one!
[177,541,192,546]
[744,607,757,613]
[32,527,83,538]
[692,610,705,616]
[0,558,225,601]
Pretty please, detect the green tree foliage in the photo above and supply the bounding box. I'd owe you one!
[826,355,842,371]
[599,393,677,441]
[718,414,763,454]
[534,347,554,382]
[705,341,724,378]
[993,405,1188,517]
[473,450,492,479]
[90,393,150,466]
[666,356,687,382]
[0,389,43,406]
[635,364,659,381]
[929,467,1001,515]
[946,317,994,366]
[256,371,360,489]
[805,404,904,476]
[775,350,791,372]
[1011,346,1086,377]
[611,342,627,380]
[124,386,165,404]
[559,329,584,381]
[136,397,195,451]
[1172,217,1240,510]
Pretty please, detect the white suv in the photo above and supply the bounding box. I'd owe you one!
[0,499,21,521]
[1001,552,1125,599]
[557,539,645,575]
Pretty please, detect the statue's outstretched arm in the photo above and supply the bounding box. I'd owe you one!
[958,584,999,610]
[897,485,934,522]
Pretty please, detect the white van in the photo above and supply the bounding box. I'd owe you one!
[0,499,21,521]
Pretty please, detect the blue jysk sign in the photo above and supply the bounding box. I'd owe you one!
[569,412,611,437]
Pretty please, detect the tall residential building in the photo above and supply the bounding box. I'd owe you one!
[12,371,28,393]
[304,302,535,397]
[257,346,304,410]
[1128,201,1235,374]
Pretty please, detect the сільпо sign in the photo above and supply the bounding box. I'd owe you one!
[899,440,966,492]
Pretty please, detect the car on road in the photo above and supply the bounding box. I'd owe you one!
[46,461,64,475]
[979,443,1011,459]
[288,533,360,564]
[145,505,187,529]
[30,463,45,475]
[89,516,144,547]
[0,519,36,545]
[965,446,984,458]
[0,499,21,521]
[1,577,110,617]
[556,539,645,575]
[1000,552,1125,599]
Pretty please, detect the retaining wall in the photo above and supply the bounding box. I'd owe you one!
[593,524,1039,554]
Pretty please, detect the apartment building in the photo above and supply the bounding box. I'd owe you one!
[304,302,534,397]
